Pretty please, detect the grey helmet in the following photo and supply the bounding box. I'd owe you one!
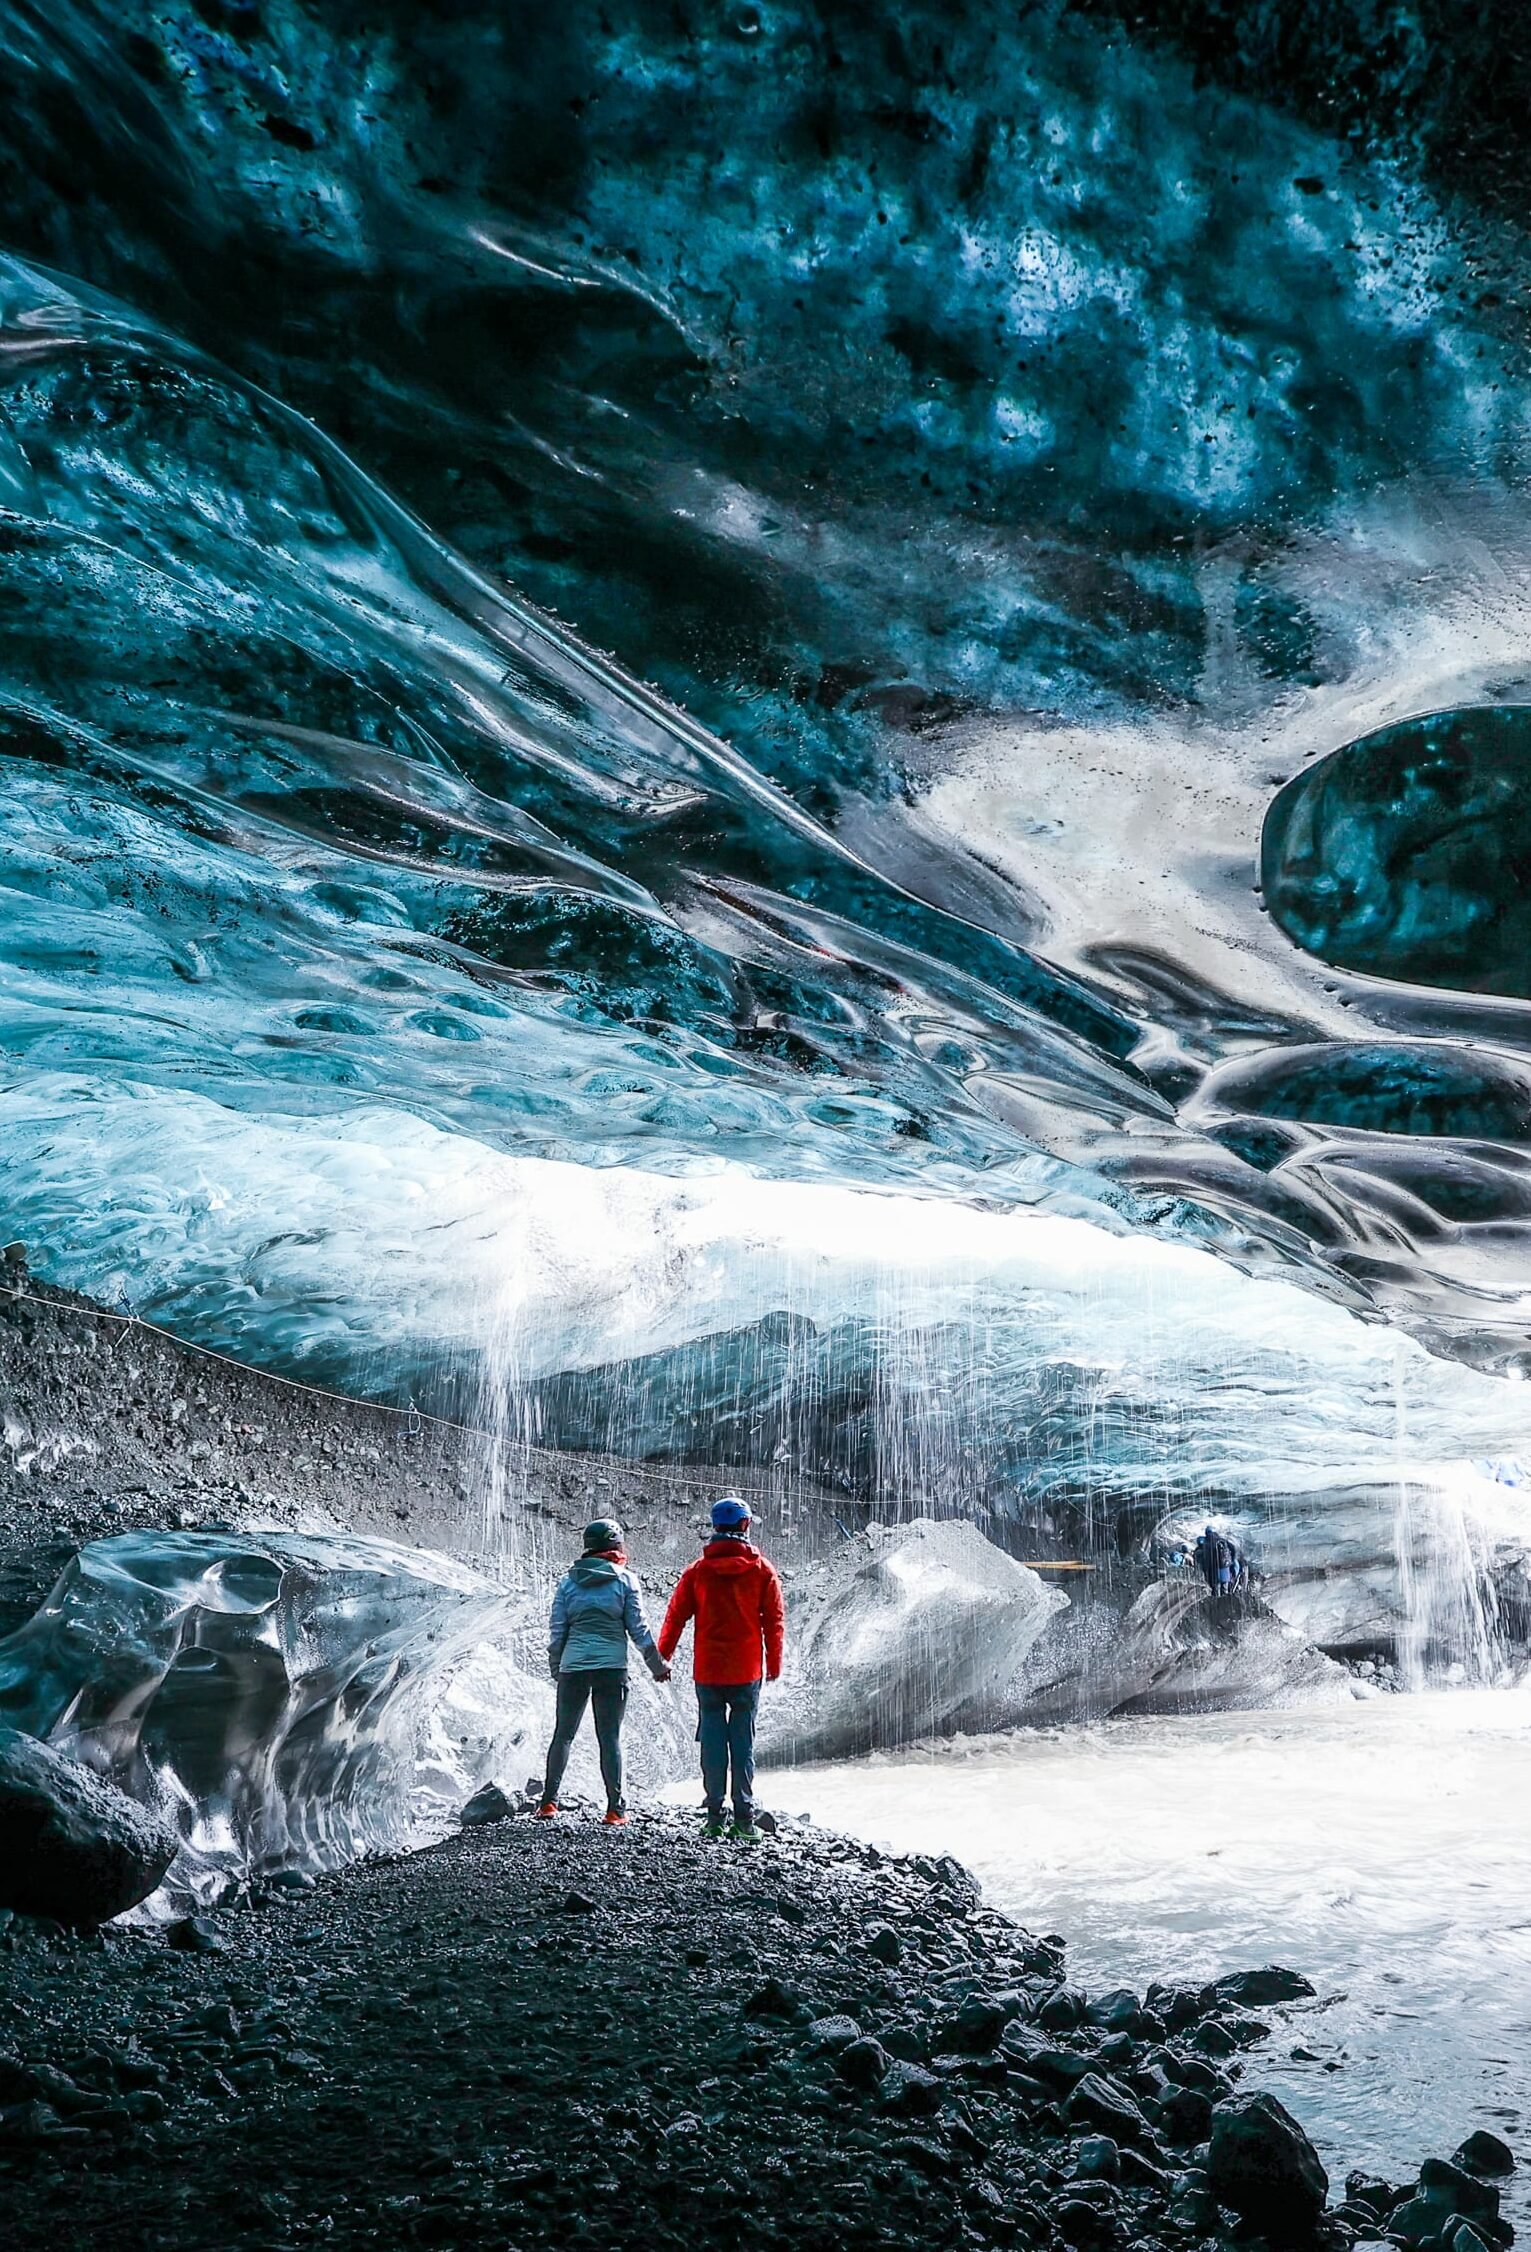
[583,1518,624,1552]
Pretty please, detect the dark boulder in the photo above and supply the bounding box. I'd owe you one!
[1391,2157,1501,2245]
[1190,2017,1240,2058]
[459,1783,514,1827]
[805,2014,862,2054]
[0,1729,176,1926]
[881,2024,927,2063]
[1068,2072,1154,2147]
[744,1977,810,2023]
[1038,1986,1089,2032]
[1206,1967,1316,2009]
[936,1994,1008,2053]
[1455,2134,1516,2183]
[880,2059,943,2118]
[1208,2090,1329,2241]
[835,2037,889,2091]
[1086,1988,1144,2034]
[1056,2187,1120,2248]
[1156,2084,1214,2145]
[166,1915,226,1954]
[1147,1981,1208,2033]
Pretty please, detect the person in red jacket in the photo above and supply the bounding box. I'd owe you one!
[658,1494,785,1843]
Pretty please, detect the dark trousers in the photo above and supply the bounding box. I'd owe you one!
[696,1681,760,1820]
[542,1668,628,1812]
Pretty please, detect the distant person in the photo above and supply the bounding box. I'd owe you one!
[658,1495,785,1843]
[1194,1522,1246,1598]
[536,1518,670,1827]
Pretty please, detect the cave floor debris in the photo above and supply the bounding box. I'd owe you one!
[0,1803,1312,2252]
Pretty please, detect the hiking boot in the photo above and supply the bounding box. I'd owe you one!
[703,1813,727,1839]
[533,1801,558,1820]
[602,1809,628,1828]
[729,1818,762,1845]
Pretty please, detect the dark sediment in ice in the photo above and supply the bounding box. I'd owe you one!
[4,1277,1523,1754]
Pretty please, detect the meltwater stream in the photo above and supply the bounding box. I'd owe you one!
[789,1693,1531,2221]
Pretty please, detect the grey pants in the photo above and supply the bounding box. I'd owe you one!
[697,1680,759,1820]
[542,1667,627,1811]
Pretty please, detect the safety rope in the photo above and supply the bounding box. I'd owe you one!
[0,1281,807,1508]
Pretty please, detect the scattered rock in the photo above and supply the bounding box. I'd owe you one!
[743,1977,808,2022]
[864,1923,903,1966]
[1067,2072,1153,2147]
[835,2036,889,2090]
[559,1890,595,1915]
[166,1916,226,1955]
[880,2058,944,2118]
[1207,1966,1316,2009]
[459,1783,514,1828]
[1207,2089,1329,2241]
[0,1729,177,1926]
[1455,2132,1517,2182]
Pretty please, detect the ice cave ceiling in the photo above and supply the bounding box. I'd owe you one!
[4,1,1531,1488]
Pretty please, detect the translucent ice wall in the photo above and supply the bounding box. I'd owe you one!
[0,1530,528,1897]
[1,1,1531,1631]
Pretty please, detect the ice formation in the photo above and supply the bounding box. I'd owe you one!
[760,1520,1067,1761]
[0,1,1529,1677]
[0,1530,526,1897]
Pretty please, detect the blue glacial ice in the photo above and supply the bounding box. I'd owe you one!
[0,0,1530,1618]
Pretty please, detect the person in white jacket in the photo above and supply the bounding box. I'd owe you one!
[536,1518,669,1826]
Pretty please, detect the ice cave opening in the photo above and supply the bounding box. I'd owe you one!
[2,2,1531,2245]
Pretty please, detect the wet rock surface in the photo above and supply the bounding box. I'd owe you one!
[0,1728,177,1926]
[0,1806,1504,2252]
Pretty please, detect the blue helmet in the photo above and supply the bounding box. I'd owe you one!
[710,1494,752,1532]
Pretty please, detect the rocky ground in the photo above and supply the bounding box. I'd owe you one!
[0,1800,1513,2252]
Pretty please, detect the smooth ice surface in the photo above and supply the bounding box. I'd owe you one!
[0,1529,526,1898]
[758,1521,1066,1760]
[788,1695,1531,2221]
[5,3,1531,1422]
[2,10,1531,1686]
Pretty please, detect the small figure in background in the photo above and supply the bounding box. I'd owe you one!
[1194,1521,1247,1598]
[658,1495,785,1843]
[536,1518,670,1827]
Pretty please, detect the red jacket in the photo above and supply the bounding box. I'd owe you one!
[658,1538,785,1686]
